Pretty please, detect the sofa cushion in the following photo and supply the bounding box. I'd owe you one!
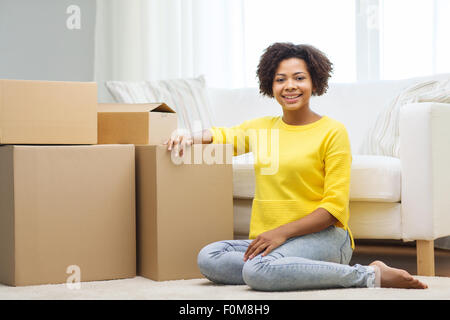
[349,155,401,202]
[232,153,401,203]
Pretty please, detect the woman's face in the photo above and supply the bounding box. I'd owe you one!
[272,58,314,112]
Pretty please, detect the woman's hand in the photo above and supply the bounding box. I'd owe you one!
[243,228,288,261]
[164,129,213,157]
[163,129,193,157]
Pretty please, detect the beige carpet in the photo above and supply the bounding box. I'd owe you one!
[2,242,449,300]
[0,275,449,300]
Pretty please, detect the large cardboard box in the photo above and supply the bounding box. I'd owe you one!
[98,103,177,145]
[136,144,234,281]
[0,79,97,144]
[0,145,136,286]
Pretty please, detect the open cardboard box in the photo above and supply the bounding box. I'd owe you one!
[98,103,177,145]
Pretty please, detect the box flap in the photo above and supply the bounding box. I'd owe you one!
[98,103,175,113]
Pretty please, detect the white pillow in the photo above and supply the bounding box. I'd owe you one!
[105,75,215,133]
[361,78,450,158]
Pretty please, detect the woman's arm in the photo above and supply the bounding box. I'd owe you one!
[243,208,337,261]
[278,207,338,239]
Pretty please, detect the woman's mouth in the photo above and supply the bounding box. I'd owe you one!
[282,94,302,103]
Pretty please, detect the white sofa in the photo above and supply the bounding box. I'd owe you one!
[206,74,450,276]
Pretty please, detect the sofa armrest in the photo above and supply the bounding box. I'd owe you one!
[399,102,450,240]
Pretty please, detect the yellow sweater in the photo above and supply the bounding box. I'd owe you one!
[210,115,354,249]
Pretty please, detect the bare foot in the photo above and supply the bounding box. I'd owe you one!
[369,260,428,289]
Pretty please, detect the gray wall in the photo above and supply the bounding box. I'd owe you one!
[0,0,96,81]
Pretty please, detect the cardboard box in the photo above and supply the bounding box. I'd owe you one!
[0,79,97,144]
[0,145,136,286]
[98,103,177,145]
[136,144,234,281]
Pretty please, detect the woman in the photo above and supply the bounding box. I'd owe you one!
[165,43,427,291]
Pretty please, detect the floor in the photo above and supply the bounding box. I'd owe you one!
[0,241,449,300]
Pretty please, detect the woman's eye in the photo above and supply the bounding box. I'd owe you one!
[297,77,305,81]
[276,78,284,82]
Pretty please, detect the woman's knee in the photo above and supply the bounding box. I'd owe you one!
[197,240,247,285]
[242,256,273,291]
[197,241,223,273]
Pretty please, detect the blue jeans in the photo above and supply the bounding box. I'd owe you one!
[197,226,379,291]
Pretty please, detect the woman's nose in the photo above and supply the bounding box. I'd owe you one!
[285,78,296,89]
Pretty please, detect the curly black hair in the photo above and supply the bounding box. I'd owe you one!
[256,42,333,97]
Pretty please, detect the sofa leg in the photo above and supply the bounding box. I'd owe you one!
[416,240,435,276]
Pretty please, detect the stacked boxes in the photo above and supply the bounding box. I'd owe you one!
[0,79,135,286]
[99,103,234,281]
[0,79,234,286]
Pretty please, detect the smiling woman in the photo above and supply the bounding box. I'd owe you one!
[167,42,431,291]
